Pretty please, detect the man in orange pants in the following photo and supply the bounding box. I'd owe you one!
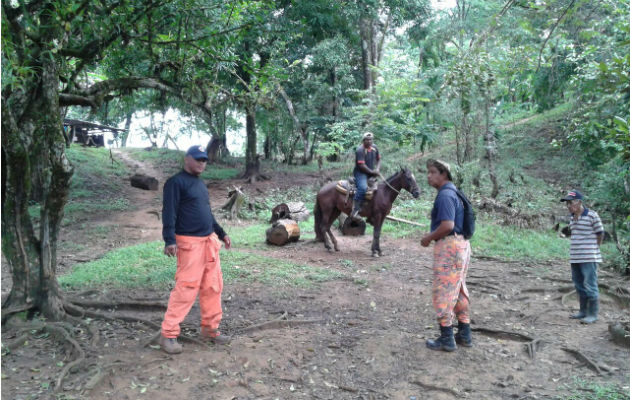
[159,145,232,354]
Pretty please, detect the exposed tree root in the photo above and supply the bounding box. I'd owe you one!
[410,378,461,397]
[43,324,87,392]
[471,327,534,342]
[68,298,168,311]
[1,303,34,323]
[65,302,162,331]
[561,347,603,375]
[70,289,101,298]
[4,333,30,352]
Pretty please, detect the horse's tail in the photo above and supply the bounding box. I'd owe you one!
[314,197,324,242]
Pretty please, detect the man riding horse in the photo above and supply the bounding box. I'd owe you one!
[351,132,381,222]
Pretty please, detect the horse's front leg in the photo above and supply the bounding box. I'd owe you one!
[372,223,383,257]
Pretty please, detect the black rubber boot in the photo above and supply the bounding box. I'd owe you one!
[570,296,587,319]
[454,321,473,347]
[350,200,363,221]
[581,298,599,324]
[426,325,457,352]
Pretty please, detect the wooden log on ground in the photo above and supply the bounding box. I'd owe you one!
[270,202,310,223]
[385,215,424,227]
[266,219,300,245]
[130,174,158,191]
[339,213,366,236]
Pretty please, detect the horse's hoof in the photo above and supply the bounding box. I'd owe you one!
[334,248,339,252]
[372,253,379,258]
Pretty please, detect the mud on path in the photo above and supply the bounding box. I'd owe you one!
[2,150,629,400]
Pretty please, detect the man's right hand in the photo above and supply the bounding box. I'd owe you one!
[164,244,177,257]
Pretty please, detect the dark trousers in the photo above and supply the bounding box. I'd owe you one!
[353,171,368,202]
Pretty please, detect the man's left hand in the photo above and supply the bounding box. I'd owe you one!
[223,235,232,250]
[421,234,432,247]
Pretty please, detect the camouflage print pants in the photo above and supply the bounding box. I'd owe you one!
[432,235,471,327]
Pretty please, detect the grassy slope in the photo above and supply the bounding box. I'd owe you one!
[60,107,619,290]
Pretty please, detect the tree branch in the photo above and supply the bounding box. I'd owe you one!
[536,0,577,72]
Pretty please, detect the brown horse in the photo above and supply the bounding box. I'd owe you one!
[314,167,420,257]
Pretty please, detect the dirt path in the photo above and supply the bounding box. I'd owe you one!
[2,150,629,400]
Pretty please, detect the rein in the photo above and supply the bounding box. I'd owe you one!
[378,172,402,195]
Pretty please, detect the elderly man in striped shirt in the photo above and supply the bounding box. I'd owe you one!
[561,190,604,324]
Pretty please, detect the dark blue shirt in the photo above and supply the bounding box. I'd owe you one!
[353,145,380,175]
[430,182,464,235]
[162,170,226,246]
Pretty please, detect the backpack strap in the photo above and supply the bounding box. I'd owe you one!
[440,186,464,235]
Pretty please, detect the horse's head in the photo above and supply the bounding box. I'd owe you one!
[400,166,421,198]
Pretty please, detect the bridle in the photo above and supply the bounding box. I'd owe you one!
[378,171,402,195]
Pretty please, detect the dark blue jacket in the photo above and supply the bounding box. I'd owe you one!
[162,170,226,246]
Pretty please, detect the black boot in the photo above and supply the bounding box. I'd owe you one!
[581,298,599,324]
[350,199,363,221]
[570,296,587,319]
[426,325,457,352]
[454,321,473,347]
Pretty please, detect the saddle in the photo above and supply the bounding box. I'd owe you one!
[335,177,378,202]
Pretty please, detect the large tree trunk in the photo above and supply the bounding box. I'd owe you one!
[121,111,133,147]
[483,94,499,198]
[359,18,374,91]
[277,86,310,165]
[242,103,262,182]
[1,57,73,321]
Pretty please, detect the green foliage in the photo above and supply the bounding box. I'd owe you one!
[561,377,630,400]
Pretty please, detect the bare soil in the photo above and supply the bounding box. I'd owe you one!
[2,149,629,400]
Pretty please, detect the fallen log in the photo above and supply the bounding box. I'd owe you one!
[385,215,424,227]
[266,219,300,245]
[130,174,158,191]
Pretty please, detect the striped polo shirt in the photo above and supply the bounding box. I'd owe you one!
[569,208,604,263]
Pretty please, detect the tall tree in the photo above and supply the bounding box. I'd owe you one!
[1,0,245,320]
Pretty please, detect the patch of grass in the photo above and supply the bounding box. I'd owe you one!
[200,168,241,180]
[561,378,630,400]
[471,222,569,262]
[60,147,131,224]
[59,241,343,290]
[61,198,131,225]
[125,148,241,180]
[221,251,343,287]
[126,147,183,163]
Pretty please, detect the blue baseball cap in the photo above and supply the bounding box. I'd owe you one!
[186,145,208,161]
[560,189,583,202]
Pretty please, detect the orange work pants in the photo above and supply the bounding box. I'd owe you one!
[161,233,223,338]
